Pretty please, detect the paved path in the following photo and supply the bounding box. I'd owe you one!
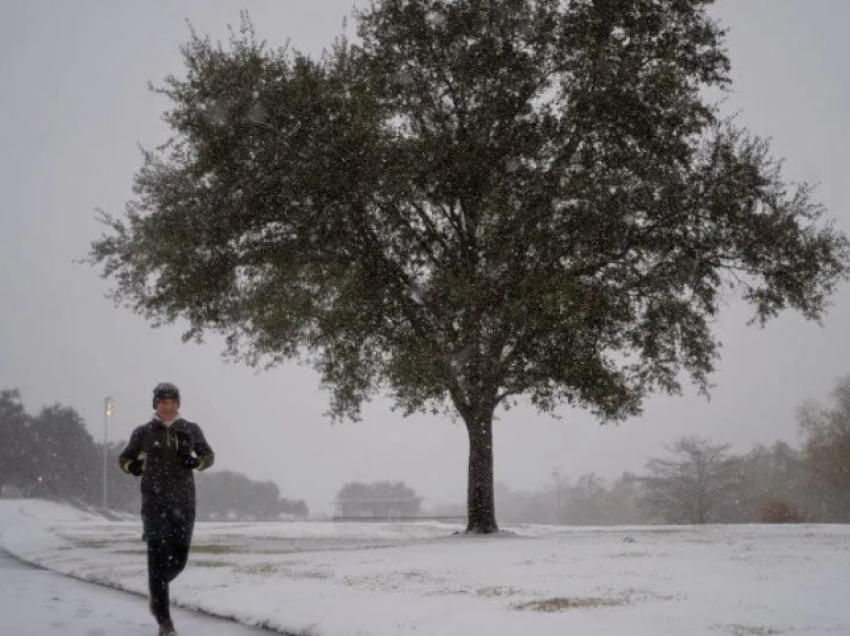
[0,549,277,636]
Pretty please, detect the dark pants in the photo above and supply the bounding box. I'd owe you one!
[142,503,195,624]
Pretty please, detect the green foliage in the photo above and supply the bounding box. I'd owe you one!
[88,0,849,532]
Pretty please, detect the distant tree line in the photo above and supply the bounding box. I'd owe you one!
[196,470,308,520]
[490,438,808,526]
[0,388,307,520]
[7,374,850,526]
[0,389,105,503]
[482,376,850,526]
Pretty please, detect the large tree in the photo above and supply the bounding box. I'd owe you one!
[88,0,849,533]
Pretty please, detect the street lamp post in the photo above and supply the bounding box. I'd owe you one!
[103,396,114,509]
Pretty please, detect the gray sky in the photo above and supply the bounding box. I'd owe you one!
[1,1,848,515]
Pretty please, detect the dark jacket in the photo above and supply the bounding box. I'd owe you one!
[118,417,215,514]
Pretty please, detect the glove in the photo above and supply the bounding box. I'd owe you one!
[126,458,144,476]
[182,455,201,470]
[173,431,199,469]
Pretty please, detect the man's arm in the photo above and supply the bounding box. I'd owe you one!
[118,427,145,475]
[189,423,215,471]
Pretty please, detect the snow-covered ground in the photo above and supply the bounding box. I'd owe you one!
[0,499,847,636]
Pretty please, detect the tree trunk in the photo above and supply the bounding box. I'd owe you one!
[464,406,499,534]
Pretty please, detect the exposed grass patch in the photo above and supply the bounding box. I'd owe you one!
[616,587,680,603]
[475,586,523,598]
[285,569,332,580]
[190,543,308,556]
[341,574,399,590]
[192,559,233,569]
[69,539,112,549]
[237,563,280,575]
[244,564,332,580]
[425,587,471,597]
[512,596,626,611]
[190,544,237,555]
[395,569,426,580]
[721,625,782,636]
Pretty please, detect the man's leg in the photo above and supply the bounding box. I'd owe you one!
[164,504,195,583]
[147,539,172,625]
[165,542,190,583]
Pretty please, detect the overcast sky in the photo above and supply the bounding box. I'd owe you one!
[1,1,848,515]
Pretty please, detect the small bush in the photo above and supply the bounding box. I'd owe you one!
[759,500,804,523]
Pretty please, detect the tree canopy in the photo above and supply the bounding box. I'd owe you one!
[88,0,849,532]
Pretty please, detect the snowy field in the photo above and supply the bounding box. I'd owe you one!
[0,499,848,636]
